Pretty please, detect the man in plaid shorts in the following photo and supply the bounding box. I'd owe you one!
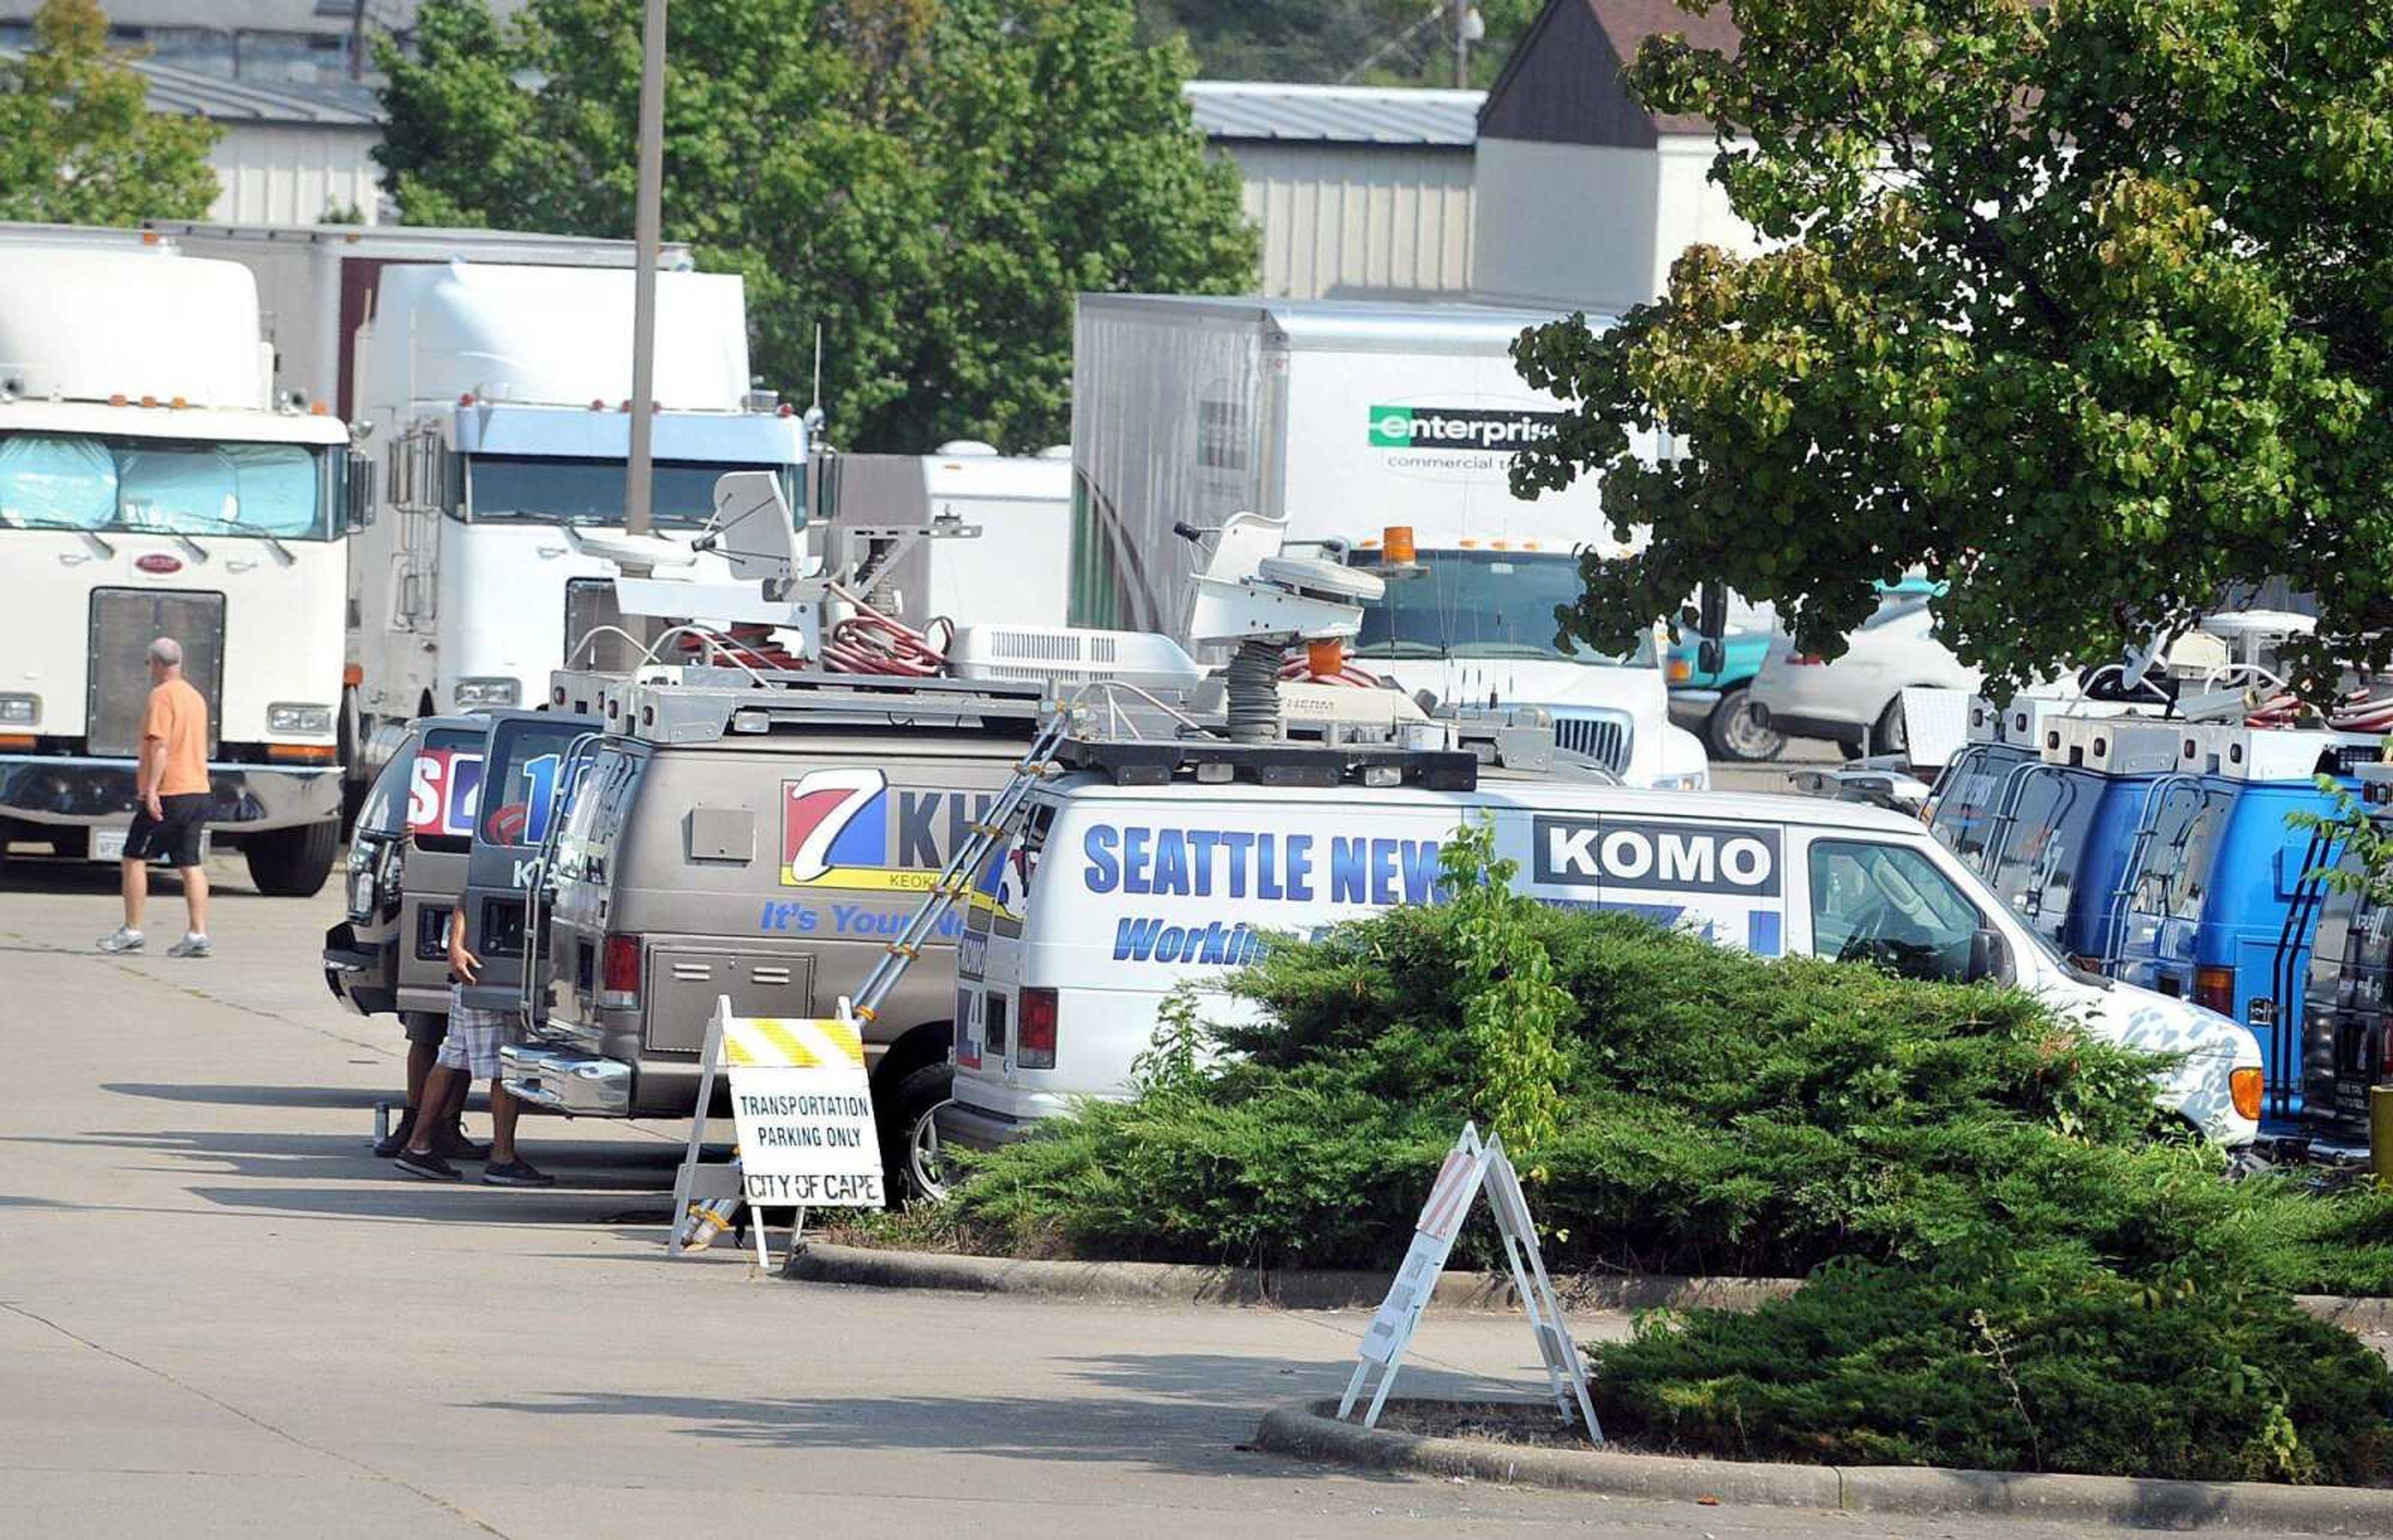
[395,903,553,1187]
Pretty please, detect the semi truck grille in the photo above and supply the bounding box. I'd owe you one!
[563,579,622,670]
[1552,710,1633,776]
[87,589,224,757]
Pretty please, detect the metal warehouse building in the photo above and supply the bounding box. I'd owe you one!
[0,44,384,226]
[1183,82,1482,300]
[138,65,385,227]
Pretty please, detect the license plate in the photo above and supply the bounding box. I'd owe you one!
[89,825,213,863]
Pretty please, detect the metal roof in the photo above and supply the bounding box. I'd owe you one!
[0,47,381,126]
[1182,81,1482,148]
[1082,293,1613,352]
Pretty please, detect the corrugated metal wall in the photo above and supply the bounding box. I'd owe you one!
[206,124,385,226]
[1214,143,1475,300]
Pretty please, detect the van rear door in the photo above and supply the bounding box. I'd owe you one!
[459,710,601,1014]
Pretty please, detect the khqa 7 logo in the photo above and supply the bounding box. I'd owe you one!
[782,768,998,893]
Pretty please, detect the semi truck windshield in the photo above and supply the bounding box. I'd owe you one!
[0,432,330,539]
[1348,549,1652,667]
[465,455,786,530]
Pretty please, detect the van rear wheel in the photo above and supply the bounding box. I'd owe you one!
[245,820,340,898]
[883,1063,953,1203]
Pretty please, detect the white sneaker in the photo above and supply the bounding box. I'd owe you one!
[97,927,145,953]
[167,933,213,959]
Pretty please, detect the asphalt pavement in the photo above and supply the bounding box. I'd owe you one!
[0,845,2329,1538]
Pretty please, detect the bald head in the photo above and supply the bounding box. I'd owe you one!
[147,637,183,679]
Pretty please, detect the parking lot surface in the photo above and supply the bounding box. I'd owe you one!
[0,854,2328,1539]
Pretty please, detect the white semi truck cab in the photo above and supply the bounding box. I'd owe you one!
[0,230,358,894]
[346,262,806,754]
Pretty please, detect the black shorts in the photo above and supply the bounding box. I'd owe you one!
[401,1010,449,1047]
[125,792,209,867]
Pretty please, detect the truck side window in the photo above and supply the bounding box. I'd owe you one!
[1808,839,1983,984]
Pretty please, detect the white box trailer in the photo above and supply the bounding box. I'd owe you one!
[815,443,1071,631]
[1069,294,1708,790]
[142,222,692,420]
[0,226,360,893]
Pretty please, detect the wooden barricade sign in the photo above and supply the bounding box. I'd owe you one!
[1339,1122,1600,1440]
[669,996,883,1268]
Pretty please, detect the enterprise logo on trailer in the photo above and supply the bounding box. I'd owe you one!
[1367,404,1563,452]
[1532,817,1781,897]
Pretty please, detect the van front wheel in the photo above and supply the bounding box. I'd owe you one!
[884,1063,954,1203]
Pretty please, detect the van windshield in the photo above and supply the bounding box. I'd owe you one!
[1984,766,2105,945]
[1347,549,1655,667]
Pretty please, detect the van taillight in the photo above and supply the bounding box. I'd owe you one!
[600,933,642,1010]
[1016,987,1058,1070]
[2194,965,2236,1015]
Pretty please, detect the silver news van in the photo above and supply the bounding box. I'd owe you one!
[322,713,486,1024]
[500,665,1049,1197]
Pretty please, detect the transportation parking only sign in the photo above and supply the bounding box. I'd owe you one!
[723,1012,886,1209]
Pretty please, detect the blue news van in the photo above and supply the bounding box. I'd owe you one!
[1977,716,2185,965]
[2109,728,2374,1119]
[2298,765,2393,1144]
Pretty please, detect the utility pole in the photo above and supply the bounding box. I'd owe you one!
[348,0,367,82]
[625,0,668,541]
[1453,0,1468,87]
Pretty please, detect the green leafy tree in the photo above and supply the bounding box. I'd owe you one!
[0,0,221,225]
[1440,819,1569,1149]
[376,0,1257,451]
[1509,1,2393,701]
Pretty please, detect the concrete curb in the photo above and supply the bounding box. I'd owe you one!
[1252,1401,2393,1534]
[784,1243,1798,1311]
[786,1245,2393,1331]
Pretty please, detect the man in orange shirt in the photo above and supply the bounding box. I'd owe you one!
[98,637,214,958]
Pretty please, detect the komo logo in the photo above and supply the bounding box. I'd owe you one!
[1367,404,1565,452]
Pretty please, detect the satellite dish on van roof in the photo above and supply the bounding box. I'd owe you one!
[935,439,999,457]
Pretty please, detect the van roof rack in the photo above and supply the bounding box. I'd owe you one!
[548,662,1054,744]
[1056,735,1479,791]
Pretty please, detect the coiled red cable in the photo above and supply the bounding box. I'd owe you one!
[819,611,955,677]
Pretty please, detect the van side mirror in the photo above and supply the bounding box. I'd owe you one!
[1695,581,1728,673]
[345,451,376,533]
[1966,927,2011,984]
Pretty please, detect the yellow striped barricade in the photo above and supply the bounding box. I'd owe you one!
[668,995,883,1269]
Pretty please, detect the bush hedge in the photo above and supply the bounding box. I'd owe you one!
[1593,1255,2393,1486]
[952,892,2393,1288]
[940,831,2393,1480]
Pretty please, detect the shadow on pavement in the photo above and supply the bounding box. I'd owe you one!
[1,1126,693,1225]
[467,1351,1529,1480]
[105,1081,391,1111]
[464,1367,1405,1480]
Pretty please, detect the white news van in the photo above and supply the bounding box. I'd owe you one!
[937,766,2265,1156]
[0,228,358,893]
[1069,295,1709,790]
